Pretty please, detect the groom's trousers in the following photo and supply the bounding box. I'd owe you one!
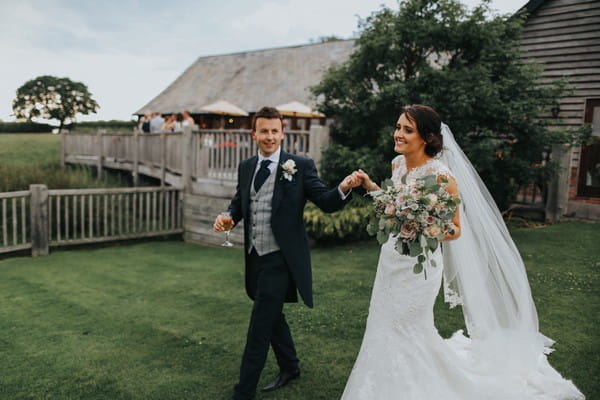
[233,249,299,400]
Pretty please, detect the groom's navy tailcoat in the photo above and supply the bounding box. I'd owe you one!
[228,150,350,308]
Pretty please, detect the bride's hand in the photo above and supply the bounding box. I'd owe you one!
[356,169,379,192]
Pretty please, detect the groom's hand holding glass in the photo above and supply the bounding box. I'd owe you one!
[213,214,235,233]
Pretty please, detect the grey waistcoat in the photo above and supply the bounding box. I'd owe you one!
[248,167,280,256]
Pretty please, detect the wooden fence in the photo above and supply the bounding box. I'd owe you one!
[62,125,330,197]
[0,185,183,257]
[61,126,322,186]
[0,190,31,254]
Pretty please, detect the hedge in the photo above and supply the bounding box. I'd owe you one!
[0,122,54,133]
[304,196,372,243]
[66,120,136,132]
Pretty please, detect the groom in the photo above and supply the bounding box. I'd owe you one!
[213,106,359,400]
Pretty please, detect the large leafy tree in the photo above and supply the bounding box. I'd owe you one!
[13,75,99,132]
[313,0,571,210]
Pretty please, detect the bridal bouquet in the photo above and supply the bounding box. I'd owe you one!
[366,174,460,278]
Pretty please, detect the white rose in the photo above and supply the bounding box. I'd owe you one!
[427,194,438,206]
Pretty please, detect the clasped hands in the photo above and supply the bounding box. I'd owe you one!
[340,169,378,193]
[215,170,377,233]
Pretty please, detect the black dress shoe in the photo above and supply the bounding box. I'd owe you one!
[261,369,300,392]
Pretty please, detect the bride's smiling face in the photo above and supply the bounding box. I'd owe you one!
[394,113,426,155]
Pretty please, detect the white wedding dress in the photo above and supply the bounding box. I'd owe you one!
[341,154,585,400]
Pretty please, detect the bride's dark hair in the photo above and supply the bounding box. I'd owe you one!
[401,105,443,157]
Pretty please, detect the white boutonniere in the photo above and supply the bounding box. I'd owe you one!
[280,159,297,181]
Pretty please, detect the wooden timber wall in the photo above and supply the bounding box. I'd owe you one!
[521,0,600,221]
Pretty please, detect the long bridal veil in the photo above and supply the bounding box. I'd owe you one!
[439,124,584,398]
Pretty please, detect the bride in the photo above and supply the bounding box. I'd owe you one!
[342,105,584,399]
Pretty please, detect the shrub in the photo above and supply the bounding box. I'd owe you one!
[0,122,54,133]
[66,120,136,132]
[312,0,575,211]
[304,197,372,243]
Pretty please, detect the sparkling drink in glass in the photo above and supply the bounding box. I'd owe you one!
[220,211,234,247]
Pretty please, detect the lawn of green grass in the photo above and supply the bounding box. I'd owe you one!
[0,133,61,167]
[0,221,597,399]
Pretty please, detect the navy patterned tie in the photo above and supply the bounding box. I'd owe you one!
[254,159,272,192]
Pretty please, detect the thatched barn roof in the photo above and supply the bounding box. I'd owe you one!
[134,39,356,116]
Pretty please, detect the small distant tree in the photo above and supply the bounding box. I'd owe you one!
[312,0,584,210]
[13,75,99,132]
[313,35,344,43]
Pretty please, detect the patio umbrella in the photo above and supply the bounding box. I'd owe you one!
[200,100,249,116]
[275,101,325,118]
[200,100,249,128]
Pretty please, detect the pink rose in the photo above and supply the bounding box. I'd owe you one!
[400,222,417,240]
[384,204,396,215]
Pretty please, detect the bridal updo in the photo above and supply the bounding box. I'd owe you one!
[401,105,443,157]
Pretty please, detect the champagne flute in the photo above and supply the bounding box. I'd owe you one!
[220,211,234,247]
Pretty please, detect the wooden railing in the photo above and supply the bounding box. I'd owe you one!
[0,185,183,257]
[190,129,311,181]
[62,126,328,191]
[0,190,32,254]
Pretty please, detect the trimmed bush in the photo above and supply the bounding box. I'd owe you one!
[0,122,54,133]
[66,120,136,132]
[304,197,372,243]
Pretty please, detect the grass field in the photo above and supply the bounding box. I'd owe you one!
[0,133,61,167]
[0,133,129,192]
[0,221,597,399]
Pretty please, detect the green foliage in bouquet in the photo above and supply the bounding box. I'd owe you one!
[366,174,460,278]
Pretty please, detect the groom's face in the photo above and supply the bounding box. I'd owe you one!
[252,117,284,157]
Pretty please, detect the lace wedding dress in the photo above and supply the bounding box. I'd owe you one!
[341,154,584,400]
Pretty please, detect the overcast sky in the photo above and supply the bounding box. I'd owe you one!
[0,0,526,123]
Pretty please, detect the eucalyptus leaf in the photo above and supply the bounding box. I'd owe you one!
[418,254,425,263]
[427,237,438,251]
[413,263,423,274]
[376,230,388,245]
[409,241,421,257]
[366,222,378,236]
[381,179,394,190]
[423,175,437,187]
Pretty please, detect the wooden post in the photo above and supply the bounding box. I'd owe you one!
[545,144,570,223]
[181,126,193,193]
[308,125,330,168]
[30,184,49,257]
[198,132,210,179]
[133,129,140,186]
[97,131,104,180]
[160,133,166,188]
